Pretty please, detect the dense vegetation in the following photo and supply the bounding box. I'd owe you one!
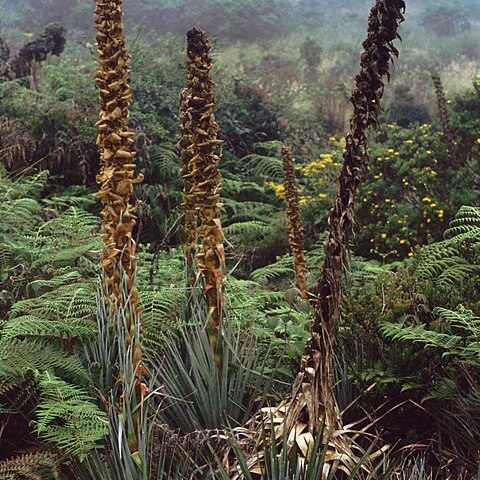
[0,0,479,479]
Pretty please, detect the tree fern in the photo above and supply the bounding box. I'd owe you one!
[148,143,181,183]
[0,175,102,460]
[223,198,277,224]
[224,220,271,241]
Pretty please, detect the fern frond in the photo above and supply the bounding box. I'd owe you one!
[444,206,480,239]
[33,371,108,460]
[0,171,48,201]
[243,154,284,181]
[413,206,480,293]
[149,143,180,181]
[141,287,185,352]
[0,339,90,384]
[224,220,271,240]
[382,306,480,368]
[250,255,294,283]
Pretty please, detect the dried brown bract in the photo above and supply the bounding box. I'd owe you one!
[182,28,225,360]
[281,145,308,300]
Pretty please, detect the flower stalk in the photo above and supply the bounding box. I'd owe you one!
[282,145,309,299]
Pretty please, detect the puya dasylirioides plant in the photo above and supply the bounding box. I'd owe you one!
[282,145,309,300]
[181,28,225,364]
[231,1,407,476]
[94,0,146,392]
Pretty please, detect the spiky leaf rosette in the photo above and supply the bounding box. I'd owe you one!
[94,0,143,314]
[242,1,406,475]
[282,145,309,299]
[183,28,225,356]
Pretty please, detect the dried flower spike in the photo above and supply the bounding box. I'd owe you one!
[94,0,143,315]
[182,28,225,361]
[282,145,309,299]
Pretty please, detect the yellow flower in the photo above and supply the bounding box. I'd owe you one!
[438,209,444,218]
[476,138,480,145]
[266,181,285,199]
[399,239,407,244]
[318,193,328,198]
[404,140,413,144]
[408,252,414,257]
[422,197,432,203]
[430,203,437,208]
[388,148,395,153]
[381,233,387,239]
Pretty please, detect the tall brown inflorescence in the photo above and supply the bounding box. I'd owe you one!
[94,0,143,381]
[282,145,309,300]
[182,29,225,359]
